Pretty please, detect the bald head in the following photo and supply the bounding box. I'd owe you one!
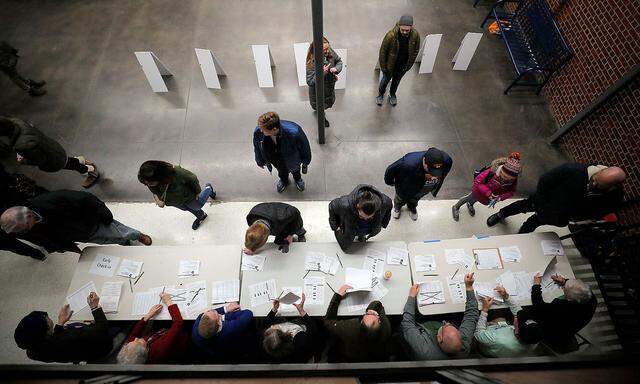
[592,166,626,191]
[0,207,36,234]
[437,324,463,355]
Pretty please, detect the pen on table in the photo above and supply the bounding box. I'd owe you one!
[451,268,459,279]
[128,275,133,293]
[159,286,165,304]
[326,282,337,294]
[335,253,344,268]
[302,270,311,279]
[189,288,202,304]
[423,273,438,277]
[134,271,144,285]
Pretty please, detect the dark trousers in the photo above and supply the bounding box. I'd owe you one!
[275,164,301,184]
[1,66,29,90]
[378,69,406,97]
[64,157,89,174]
[274,227,307,245]
[498,197,542,233]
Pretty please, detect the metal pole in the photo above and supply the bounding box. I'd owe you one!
[311,0,325,144]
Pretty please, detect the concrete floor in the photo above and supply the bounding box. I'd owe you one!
[0,0,566,202]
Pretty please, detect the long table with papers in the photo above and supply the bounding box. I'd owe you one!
[65,245,241,321]
[408,232,575,315]
[239,241,413,316]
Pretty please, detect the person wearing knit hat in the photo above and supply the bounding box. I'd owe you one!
[376,14,420,106]
[452,152,522,222]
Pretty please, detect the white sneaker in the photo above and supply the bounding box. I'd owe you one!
[409,210,418,221]
[393,209,401,219]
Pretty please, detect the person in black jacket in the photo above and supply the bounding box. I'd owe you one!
[14,292,113,363]
[261,293,319,363]
[0,190,152,255]
[329,184,392,252]
[244,202,306,254]
[0,116,100,188]
[384,147,452,221]
[487,163,626,233]
[522,274,597,353]
[0,41,46,96]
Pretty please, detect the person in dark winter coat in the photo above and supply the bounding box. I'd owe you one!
[306,37,343,128]
[0,116,100,188]
[138,160,216,230]
[14,292,112,363]
[523,274,597,353]
[324,284,391,362]
[0,190,152,254]
[376,15,420,106]
[244,202,307,254]
[261,292,319,363]
[328,184,393,252]
[0,41,47,96]
[487,163,626,233]
[253,112,312,193]
[385,147,453,221]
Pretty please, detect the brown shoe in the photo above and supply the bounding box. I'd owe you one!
[138,233,152,246]
[82,162,100,188]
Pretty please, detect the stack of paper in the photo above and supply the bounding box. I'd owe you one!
[345,267,373,292]
[362,254,385,276]
[499,246,522,262]
[414,254,437,272]
[386,247,409,266]
[445,249,474,270]
[132,291,158,316]
[89,254,121,277]
[344,278,389,313]
[278,286,303,314]
[66,281,97,313]
[541,240,564,256]
[474,282,504,303]
[178,260,201,277]
[496,270,518,297]
[249,279,277,307]
[303,276,325,305]
[418,281,445,306]
[447,275,466,304]
[242,254,267,271]
[100,282,123,313]
[116,259,143,278]
[513,271,536,302]
[304,252,339,275]
[185,280,208,318]
[211,279,240,304]
[474,248,503,270]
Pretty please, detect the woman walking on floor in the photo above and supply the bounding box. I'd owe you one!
[306,37,342,128]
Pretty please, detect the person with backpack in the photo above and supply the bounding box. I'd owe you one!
[452,152,521,221]
[0,41,46,96]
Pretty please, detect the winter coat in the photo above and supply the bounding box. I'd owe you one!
[191,307,257,363]
[532,163,624,226]
[384,149,453,201]
[0,117,68,172]
[147,166,201,207]
[261,310,319,363]
[378,24,420,73]
[471,164,517,205]
[20,190,114,253]
[324,294,391,362]
[246,202,304,245]
[306,48,343,110]
[328,184,392,244]
[253,120,312,172]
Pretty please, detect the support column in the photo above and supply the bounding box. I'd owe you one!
[311,0,325,144]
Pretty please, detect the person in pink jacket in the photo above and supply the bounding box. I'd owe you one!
[452,152,522,221]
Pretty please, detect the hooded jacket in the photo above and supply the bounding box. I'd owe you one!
[328,184,392,242]
[378,24,421,73]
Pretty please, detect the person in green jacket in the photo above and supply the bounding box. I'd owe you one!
[138,160,216,230]
[376,15,420,106]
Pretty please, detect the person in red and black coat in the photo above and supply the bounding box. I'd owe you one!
[117,293,190,364]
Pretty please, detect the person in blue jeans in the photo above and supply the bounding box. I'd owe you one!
[138,160,216,230]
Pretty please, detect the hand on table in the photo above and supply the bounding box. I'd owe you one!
[338,284,352,297]
[551,274,567,286]
[481,297,494,312]
[293,293,307,316]
[225,302,240,313]
[160,293,173,306]
[144,304,162,321]
[494,285,509,300]
[87,292,100,310]
[271,299,280,313]
[409,284,420,298]
[533,273,542,285]
[464,273,475,290]
[57,304,73,326]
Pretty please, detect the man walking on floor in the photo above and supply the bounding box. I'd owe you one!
[376,15,420,106]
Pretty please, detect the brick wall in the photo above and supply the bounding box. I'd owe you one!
[542,0,640,225]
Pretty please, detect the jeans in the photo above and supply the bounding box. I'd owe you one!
[378,69,407,97]
[1,66,30,90]
[275,165,301,184]
[498,197,542,233]
[87,220,141,245]
[394,186,434,212]
[177,185,213,219]
[453,193,478,210]
[64,157,89,174]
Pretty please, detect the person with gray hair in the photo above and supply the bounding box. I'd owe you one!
[526,273,597,353]
[118,293,190,364]
[0,190,151,255]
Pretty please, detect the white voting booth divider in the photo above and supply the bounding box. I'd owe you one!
[134,51,173,93]
[194,48,226,89]
[294,42,310,87]
[251,44,275,88]
[452,32,483,71]
[334,48,347,89]
[418,34,443,74]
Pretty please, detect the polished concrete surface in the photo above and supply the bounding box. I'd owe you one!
[0,0,566,202]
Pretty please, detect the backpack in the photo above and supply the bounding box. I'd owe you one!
[473,165,494,183]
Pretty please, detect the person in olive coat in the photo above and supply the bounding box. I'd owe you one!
[0,116,100,188]
[306,37,343,128]
[138,160,216,230]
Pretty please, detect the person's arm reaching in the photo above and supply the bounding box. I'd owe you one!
[458,274,480,353]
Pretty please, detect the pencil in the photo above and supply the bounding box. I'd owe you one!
[128,276,133,293]
[451,268,459,279]
[326,282,337,294]
[134,271,144,285]
[335,253,344,268]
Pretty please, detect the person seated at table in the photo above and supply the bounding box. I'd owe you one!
[474,286,542,357]
[324,284,391,362]
[191,302,258,363]
[401,273,479,359]
[117,293,190,364]
[0,190,152,255]
[261,293,320,363]
[14,292,112,363]
[487,163,626,233]
[328,184,392,253]
[244,202,307,255]
[524,273,597,353]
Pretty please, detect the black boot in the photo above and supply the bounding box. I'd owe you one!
[192,213,208,230]
[28,79,46,88]
[28,87,47,97]
[486,212,503,227]
[324,118,330,127]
